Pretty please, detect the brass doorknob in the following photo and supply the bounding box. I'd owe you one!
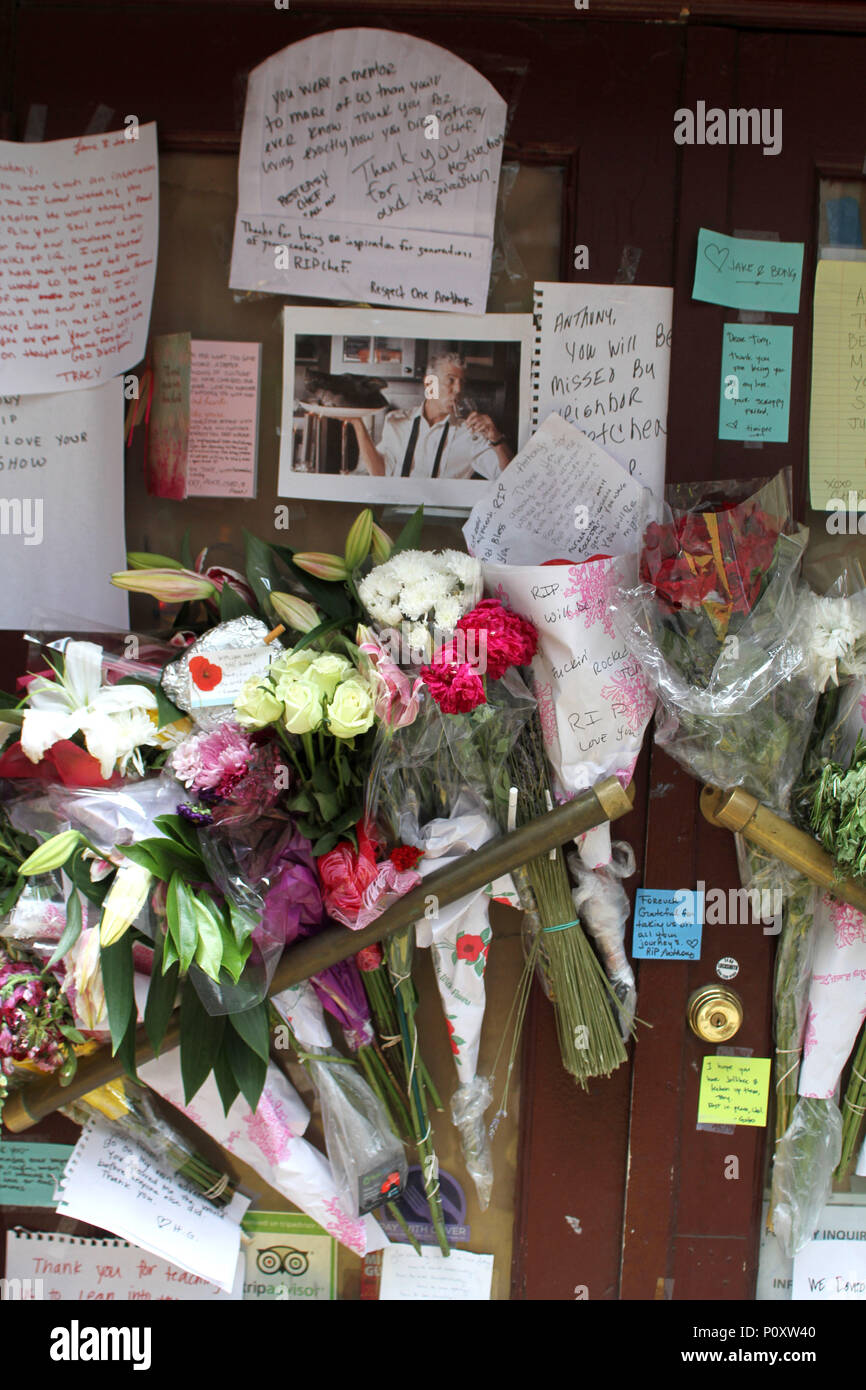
[687,985,744,1042]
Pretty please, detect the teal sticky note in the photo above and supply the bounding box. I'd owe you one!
[693,228,804,313]
[0,1139,73,1206]
[719,323,793,442]
[632,888,703,960]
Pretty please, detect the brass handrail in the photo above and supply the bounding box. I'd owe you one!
[2,775,635,1132]
[700,784,866,914]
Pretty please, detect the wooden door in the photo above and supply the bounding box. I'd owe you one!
[4,0,866,1302]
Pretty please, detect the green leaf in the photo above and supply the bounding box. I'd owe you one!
[153,814,203,857]
[46,887,83,968]
[154,684,185,730]
[193,895,224,981]
[243,530,284,618]
[311,763,337,794]
[312,790,342,821]
[220,584,256,622]
[65,848,112,907]
[100,935,135,1057]
[228,1001,270,1061]
[58,1023,86,1045]
[391,506,424,556]
[212,1040,241,1115]
[179,984,225,1104]
[122,838,204,883]
[225,1027,268,1111]
[166,872,199,972]
[311,830,339,855]
[227,898,256,948]
[144,954,179,1054]
[286,791,314,814]
[0,708,24,725]
[114,1010,140,1082]
[162,928,179,973]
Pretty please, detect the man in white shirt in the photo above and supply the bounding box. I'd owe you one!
[350,351,513,480]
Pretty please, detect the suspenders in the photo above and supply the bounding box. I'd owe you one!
[400,415,449,478]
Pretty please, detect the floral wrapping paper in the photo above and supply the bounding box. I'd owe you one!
[798,893,866,1100]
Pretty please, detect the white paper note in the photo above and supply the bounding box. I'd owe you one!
[379,1245,494,1300]
[532,282,672,494]
[463,413,658,565]
[187,341,261,498]
[0,125,158,393]
[56,1120,249,1294]
[792,1205,866,1299]
[4,1229,240,1301]
[230,29,506,313]
[0,380,128,629]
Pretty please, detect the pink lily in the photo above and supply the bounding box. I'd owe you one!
[357,625,422,728]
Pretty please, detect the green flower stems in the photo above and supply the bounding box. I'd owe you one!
[837,1022,866,1180]
[386,925,449,1257]
[360,957,442,1116]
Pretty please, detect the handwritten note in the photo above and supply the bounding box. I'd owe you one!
[692,229,803,314]
[242,1211,336,1301]
[532,282,672,495]
[0,1141,72,1206]
[809,260,866,509]
[187,342,261,497]
[697,1056,771,1127]
[230,29,506,313]
[0,125,158,393]
[379,1245,494,1300]
[147,338,261,499]
[56,1120,249,1294]
[793,1205,866,1300]
[4,1230,239,1300]
[632,888,704,960]
[464,413,659,566]
[0,380,129,629]
[718,324,792,442]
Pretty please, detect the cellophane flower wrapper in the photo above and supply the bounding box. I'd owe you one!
[139,1047,389,1256]
[770,1095,842,1257]
[272,983,407,1217]
[191,814,322,1016]
[609,471,816,814]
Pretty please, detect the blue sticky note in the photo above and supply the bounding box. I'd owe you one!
[718,323,792,442]
[0,1139,73,1206]
[693,228,804,313]
[633,888,703,960]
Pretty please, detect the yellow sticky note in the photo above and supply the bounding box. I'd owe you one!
[809,259,866,510]
[697,1056,772,1127]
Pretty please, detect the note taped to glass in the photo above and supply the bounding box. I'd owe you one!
[692,229,803,314]
[809,259,866,510]
[697,1055,772,1127]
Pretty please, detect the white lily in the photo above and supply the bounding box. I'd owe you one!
[21,640,158,779]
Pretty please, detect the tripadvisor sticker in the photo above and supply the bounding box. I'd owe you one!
[716,956,739,980]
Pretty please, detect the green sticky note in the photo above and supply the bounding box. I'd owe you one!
[693,228,803,313]
[0,1140,73,1206]
[698,1056,772,1127]
[241,1211,336,1300]
[719,323,793,442]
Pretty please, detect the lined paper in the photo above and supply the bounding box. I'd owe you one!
[809,259,866,509]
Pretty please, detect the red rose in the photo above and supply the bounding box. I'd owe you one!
[455,933,484,963]
[355,944,383,972]
[189,656,222,691]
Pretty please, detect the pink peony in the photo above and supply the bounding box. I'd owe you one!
[420,648,486,713]
[456,598,538,680]
[170,721,253,796]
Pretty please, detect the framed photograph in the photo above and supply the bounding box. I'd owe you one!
[278,308,534,507]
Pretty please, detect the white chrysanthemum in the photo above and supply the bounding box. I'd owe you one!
[806,594,866,691]
[434,595,461,631]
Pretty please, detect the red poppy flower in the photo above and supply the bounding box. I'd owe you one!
[455,934,484,963]
[379,1170,401,1195]
[189,656,223,691]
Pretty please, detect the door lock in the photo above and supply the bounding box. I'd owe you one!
[687,985,744,1042]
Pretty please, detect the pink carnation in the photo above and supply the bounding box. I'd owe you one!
[170,721,253,796]
[456,598,538,680]
[420,649,486,713]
